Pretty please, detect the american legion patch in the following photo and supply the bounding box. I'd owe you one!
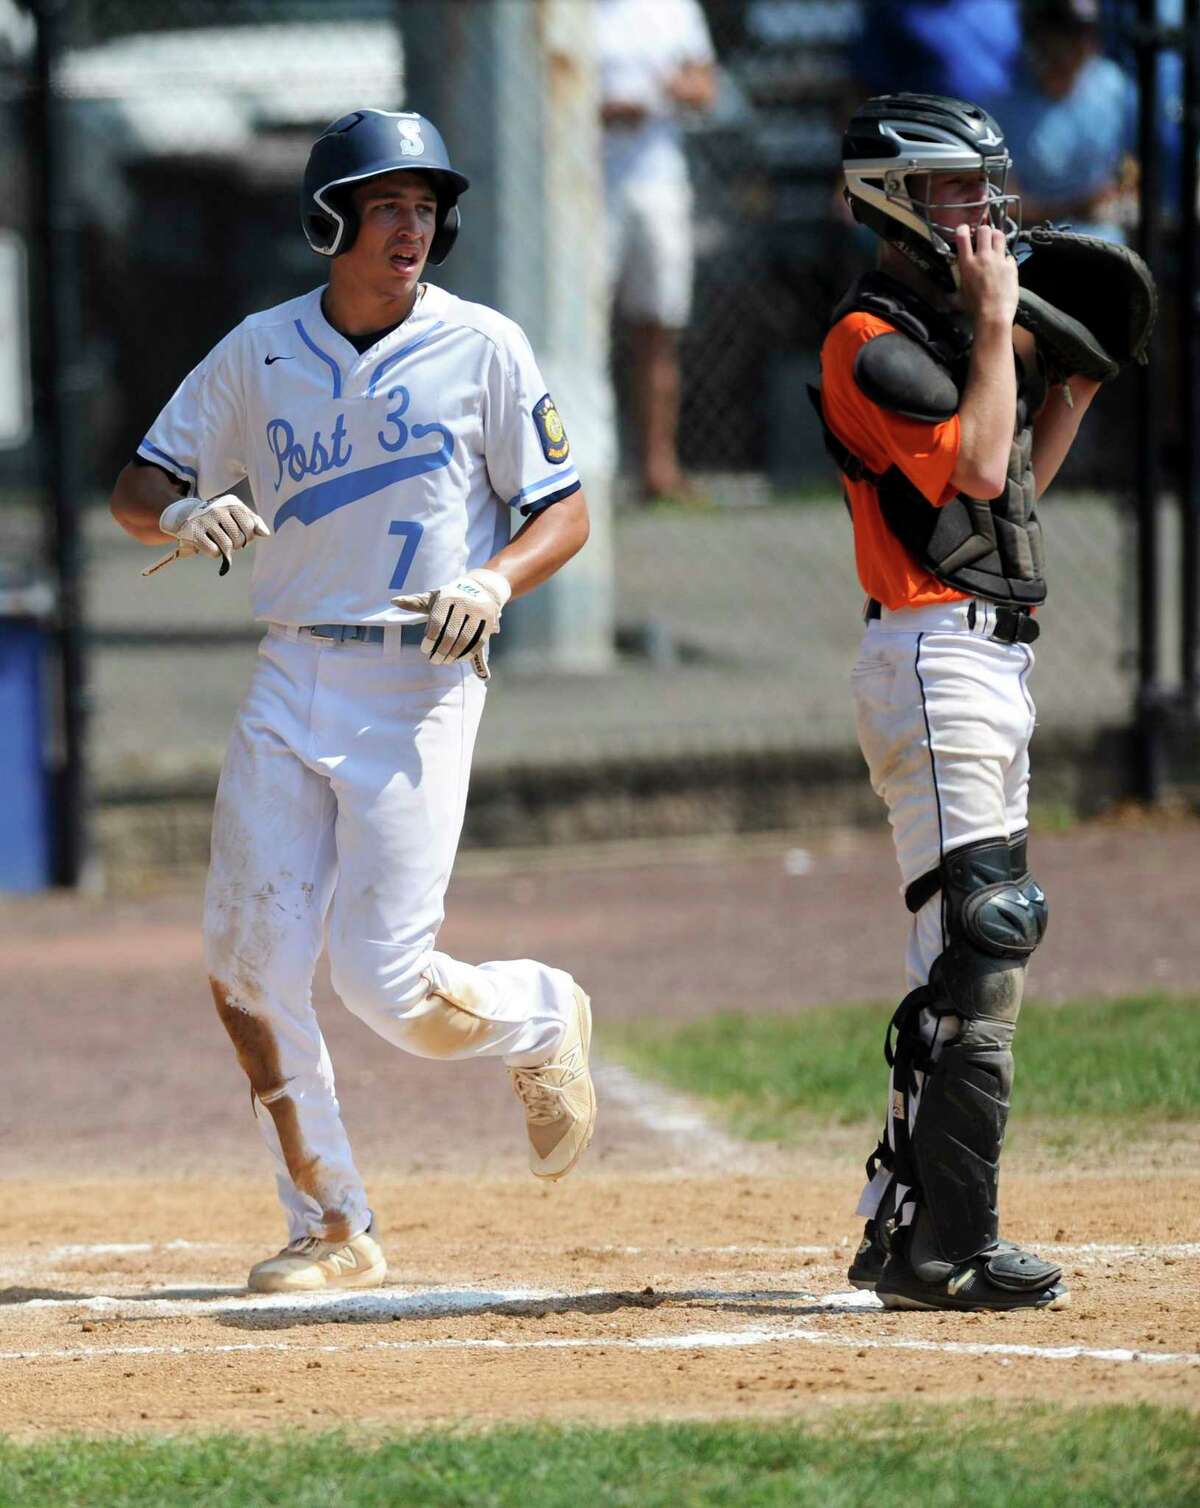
[532,393,570,464]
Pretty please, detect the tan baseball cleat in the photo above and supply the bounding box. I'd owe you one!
[509,984,597,1181]
[247,1219,386,1293]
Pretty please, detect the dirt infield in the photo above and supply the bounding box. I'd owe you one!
[1,821,1197,1434]
[1,1172,1196,1436]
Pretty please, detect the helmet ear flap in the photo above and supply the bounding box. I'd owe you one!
[303,189,358,257]
[303,211,338,256]
[428,202,460,266]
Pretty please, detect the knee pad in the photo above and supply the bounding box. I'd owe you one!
[934,834,1047,1029]
[946,833,1047,961]
[1008,826,1048,946]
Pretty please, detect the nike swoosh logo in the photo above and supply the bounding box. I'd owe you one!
[265,354,293,365]
[947,1267,976,1296]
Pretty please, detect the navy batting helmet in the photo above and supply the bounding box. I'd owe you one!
[302,108,470,264]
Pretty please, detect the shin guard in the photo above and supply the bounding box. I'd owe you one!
[909,836,1046,1267]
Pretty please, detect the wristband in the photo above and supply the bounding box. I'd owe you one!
[469,567,513,608]
[159,498,199,536]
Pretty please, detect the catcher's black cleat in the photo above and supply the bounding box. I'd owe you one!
[847,1220,887,1291]
[849,1220,1032,1295]
[876,1238,1068,1312]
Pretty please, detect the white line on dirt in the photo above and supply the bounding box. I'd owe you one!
[2,1317,1196,1369]
[591,1061,752,1166]
[46,1241,223,1258]
[602,1242,1200,1260]
[606,1244,833,1256]
[1046,1241,1200,1259]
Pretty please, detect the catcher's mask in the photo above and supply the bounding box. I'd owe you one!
[843,93,1020,292]
[302,108,470,264]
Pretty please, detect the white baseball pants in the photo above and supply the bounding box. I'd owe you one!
[203,626,578,1244]
[850,599,1037,1220]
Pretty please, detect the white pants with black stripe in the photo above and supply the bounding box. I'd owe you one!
[850,599,1037,1222]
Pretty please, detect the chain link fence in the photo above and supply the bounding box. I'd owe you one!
[0,0,1164,868]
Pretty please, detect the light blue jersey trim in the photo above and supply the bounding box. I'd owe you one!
[367,323,446,397]
[507,465,580,511]
[138,440,198,484]
[294,319,343,398]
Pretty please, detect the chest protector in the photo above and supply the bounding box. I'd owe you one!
[814,271,1048,606]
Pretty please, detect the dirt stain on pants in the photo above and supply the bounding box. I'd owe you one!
[210,978,352,1245]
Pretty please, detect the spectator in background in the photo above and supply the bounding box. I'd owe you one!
[598,0,716,504]
[984,0,1138,242]
[848,0,1023,104]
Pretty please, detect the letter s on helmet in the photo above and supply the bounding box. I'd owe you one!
[301,108,470,264]
[842,93,1020,292]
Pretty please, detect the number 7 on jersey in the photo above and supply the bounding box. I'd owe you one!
[388,520,424,590]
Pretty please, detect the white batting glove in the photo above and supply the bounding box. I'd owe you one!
[142,495,271,577]
[392,568,512,682]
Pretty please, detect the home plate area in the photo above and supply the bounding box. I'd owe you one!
[0,1173,1196,1434]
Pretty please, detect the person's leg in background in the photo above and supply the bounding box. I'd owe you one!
[618,177,695,502]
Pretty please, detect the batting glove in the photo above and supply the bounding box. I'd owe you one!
[142,495,271,577]
[392,567,512,682]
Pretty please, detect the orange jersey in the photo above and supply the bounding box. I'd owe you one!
[819,309,968,610]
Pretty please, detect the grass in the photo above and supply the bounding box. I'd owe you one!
[604,993,1200,1145]
[0,1407,1195,1507]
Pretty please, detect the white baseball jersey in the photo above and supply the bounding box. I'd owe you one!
[138,283,581,626]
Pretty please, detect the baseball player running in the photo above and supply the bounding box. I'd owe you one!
[811,93,1154,1311]
[109,109,596,1293]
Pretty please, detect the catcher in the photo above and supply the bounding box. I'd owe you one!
[810,92,1155,1311]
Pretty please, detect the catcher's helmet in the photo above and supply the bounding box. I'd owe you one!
[302,109,470,264]
[843,93,1019,291]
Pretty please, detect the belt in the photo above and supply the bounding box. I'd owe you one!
[865,598,1040,645]
[300,622,426,646]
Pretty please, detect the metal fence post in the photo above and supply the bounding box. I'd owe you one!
[33,0,89,885]
[1133,0,1167,800]
[399,0,615,671]
[1181,0,1199,712]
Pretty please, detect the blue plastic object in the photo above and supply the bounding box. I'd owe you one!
[0,608,51,891]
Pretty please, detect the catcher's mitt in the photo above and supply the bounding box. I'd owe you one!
[1012,224,1157,385]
